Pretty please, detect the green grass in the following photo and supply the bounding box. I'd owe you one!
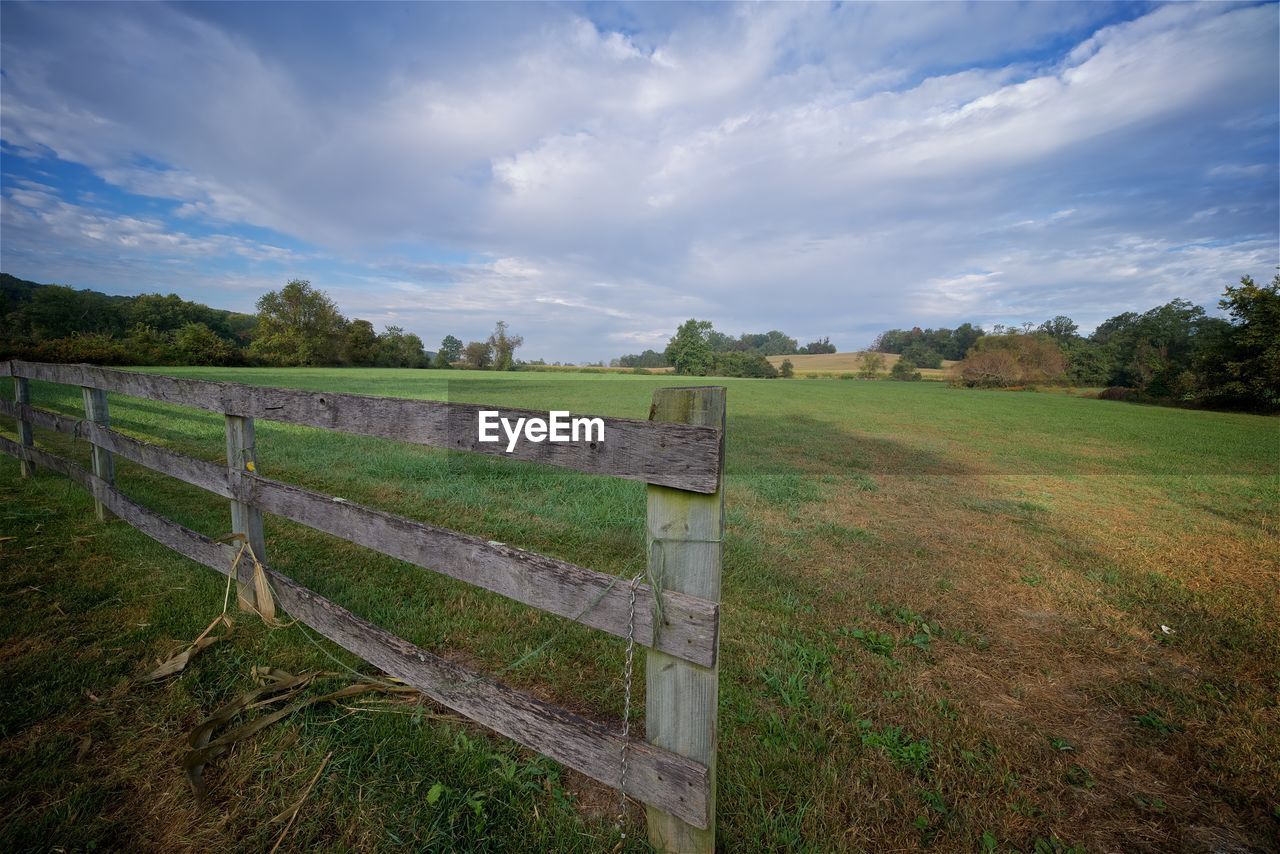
[1,367,1277,851]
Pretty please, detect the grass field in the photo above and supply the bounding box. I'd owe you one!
[766,351,959,379]
[1,368,1277,852]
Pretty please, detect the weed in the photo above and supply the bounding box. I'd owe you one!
[858,721,932,775]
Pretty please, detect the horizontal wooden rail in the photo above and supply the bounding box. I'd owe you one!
[8,361,722,493]
[0,435,711,828]
[0,399,718,667]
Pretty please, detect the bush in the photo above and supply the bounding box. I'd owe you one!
[957,333,1066,387]
[708,351,778,378]
[890,358,922,381]
[1098,386,1138,401]
[900,343,943,369]
[780,359,794,378]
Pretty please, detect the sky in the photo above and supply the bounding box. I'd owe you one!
[1,1,1277,362]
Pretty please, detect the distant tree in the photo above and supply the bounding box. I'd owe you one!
[250,279,348,366]
[899,342,943,369]
[173,322,237,366]
[709,351,778,378]
[488,321,524,371]
[378,326,429,368]
[461,340,494,369]
[1061,338,1111,386]
[739,330,798,355]
[957,333,1066,387]
[947,323,984,360]
[123,323,174,365]
[1038,315,1079,344]
[344,319,380,366]
[437,334,463,368]
[618,349,668,368]
[780,358,794,378]
[799,337,836,354]
[665,319,714,375]
[857,351,885,378]
[706,329,737,352]
[1195,274,1280,410]
[958,348,1022,387]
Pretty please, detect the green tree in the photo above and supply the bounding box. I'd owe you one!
[780,358,794,378]
[709,351,778,378]
[665,318,714,375]
[461,340,493,369]
[1038,315,1079,344]
[857,351,885,378]
[799,337,836,354]
[344,319,380,366]
[173,322,236,366]
[249,279,348,366]
[1200,273,1280,410]
[378,326,428,368]
[900,342,943,369]
[437,335,463,368]
[122,323,174,365]
[488,321,524,371]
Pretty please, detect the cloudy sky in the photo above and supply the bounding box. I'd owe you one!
[2,2,1276,361]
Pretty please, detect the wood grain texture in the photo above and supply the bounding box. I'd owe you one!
[644,386,725,854]
[225,414,266,611]
[9,360,722,493]
[81,386,115,521]
[14,377,33,478]
[0,434,711,827]
[0,399,718,666]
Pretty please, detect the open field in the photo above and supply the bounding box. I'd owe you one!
[2,368,1277,852]
[766,351,960,379]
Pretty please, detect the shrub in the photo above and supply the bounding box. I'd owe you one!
[957,333,1066,387]
[780,359,794,378]
[1098,386,1138,401]
[708,351,778,378]
[890,358,923,381]
[857,351,885,378]
[32,333,132,365]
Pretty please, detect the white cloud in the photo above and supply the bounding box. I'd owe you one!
[1,1,1276,358]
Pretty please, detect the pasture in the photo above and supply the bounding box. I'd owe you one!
[1,368,1276,851]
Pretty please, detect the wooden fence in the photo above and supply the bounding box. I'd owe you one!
[0,360,725,853]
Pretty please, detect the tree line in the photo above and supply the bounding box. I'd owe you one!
[0,275,524,371]
[614,324,836,375]
[874,274,1279,412]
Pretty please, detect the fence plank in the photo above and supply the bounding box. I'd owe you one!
[81,386,115,521]
[13,377,33,478]
[0,434,711,828]
[0,399,718,667]
[9,361,722,493]
[644,387,725,854]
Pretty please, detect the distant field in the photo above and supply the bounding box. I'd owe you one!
[767,350,959,379]
[2,368,1276,851]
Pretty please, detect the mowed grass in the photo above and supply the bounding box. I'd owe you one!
[1,368,1277,852]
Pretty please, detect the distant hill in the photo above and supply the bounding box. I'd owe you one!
[1,273,256,343]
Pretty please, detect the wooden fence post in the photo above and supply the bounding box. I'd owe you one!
[14,376,34,478]
[224,414,266,612]
[645,386,725,854]
[81,387,114,520]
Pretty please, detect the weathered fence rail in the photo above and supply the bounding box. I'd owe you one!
[1,360,725,850]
